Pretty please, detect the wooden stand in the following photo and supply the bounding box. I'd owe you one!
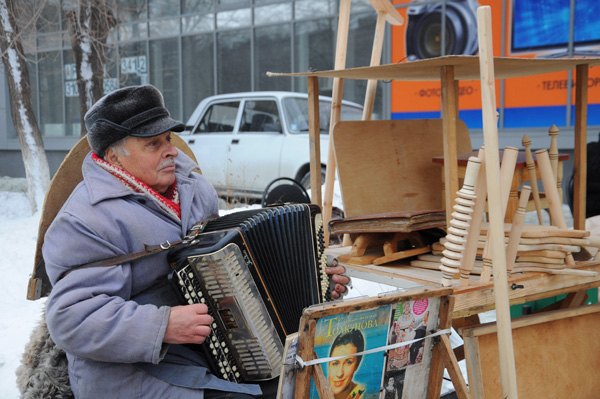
[292,286,469,399]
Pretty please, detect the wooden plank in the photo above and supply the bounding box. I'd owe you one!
[476,6,518,397]
[427,295,455,399]
[295,318,317,398]
[362,11,386,120]
[463,336,485,399]
[536,149,575,266]
[333,119,471,218]
[323,0,350,246]
[307,76,322,209]
[441,65,460,227]
[573,64,588,230]
[374,245,432,265]
[460,304,600,398]
[438,334,471,399]
[313,355,334,399]
[452,262,600,318]
[302,285,453,319]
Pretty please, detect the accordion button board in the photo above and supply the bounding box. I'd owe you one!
[168,204,330,383]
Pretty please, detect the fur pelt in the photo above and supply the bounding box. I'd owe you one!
[16,305,73,399]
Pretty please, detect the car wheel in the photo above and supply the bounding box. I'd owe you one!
[300,167,326,190]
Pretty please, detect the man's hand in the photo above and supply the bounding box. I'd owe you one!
[326,264,351,299]
[164,304,213,344]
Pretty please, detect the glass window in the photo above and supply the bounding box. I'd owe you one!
[150,38,181,120]
[149,0,179,18]
[63,50,81,137]
[254,24,291,91]
[37,51,64,137]
[36,0,60,33]
[183,0,214,14]
[282,97,362,134]
[295,0,336,20]
[194,101,240,134]
[217,0,249,9]
[216,8,251,28]
[182,13,214,34]
[119,42,148,86]
[239,100,281,132]
[217,29,251,93]
[293,19,334,94]
[118,0,148,22]
[60,0,76,32]
[254,3,291,25]
[182,34,214,120]
[149,18,180,37]
[344,12,378,116]
[119,22,149,41]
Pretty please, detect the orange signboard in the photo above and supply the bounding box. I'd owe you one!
[390,0,600,128]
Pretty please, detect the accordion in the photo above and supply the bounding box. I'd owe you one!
[167,203,329,383]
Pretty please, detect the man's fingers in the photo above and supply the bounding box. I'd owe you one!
[326,265,346,275]
[190,303,209,315]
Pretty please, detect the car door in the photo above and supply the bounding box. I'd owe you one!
[186,100,241,192]
[226,98,285,195]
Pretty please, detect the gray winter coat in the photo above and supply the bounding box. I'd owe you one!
[44,152,262,398]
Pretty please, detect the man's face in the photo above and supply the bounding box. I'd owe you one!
[328,343,359,397]
[107,131,179,194]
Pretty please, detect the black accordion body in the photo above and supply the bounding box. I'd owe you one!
[167,204,329,383]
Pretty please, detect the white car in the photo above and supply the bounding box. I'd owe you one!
[179,91,364,199]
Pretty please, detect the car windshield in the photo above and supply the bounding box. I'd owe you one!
[282,97,363,134]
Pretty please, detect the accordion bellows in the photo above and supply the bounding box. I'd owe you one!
[168,204,328,383]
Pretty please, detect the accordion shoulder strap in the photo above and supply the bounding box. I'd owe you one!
[56,215,219,282]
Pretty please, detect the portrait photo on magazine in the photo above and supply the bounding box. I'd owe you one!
[309,305,392,399]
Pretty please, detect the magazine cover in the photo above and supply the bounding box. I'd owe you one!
[309,305,392,399]
[381,297,440,399]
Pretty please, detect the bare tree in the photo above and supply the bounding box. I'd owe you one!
[65,0,116,136]
[0,0,49,213]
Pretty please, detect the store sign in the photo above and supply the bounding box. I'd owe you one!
[120,55,147,76]
[64,68,120,98]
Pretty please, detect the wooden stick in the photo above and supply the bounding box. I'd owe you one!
[517,250,568,259]
[480,146,518,282]
[516,256,566,265]
[322,0,351,247]
[441,157,481,286]
[549,124,560,180]
[520,229,590,238]
[512,267,598,277]
[522,134,544,224]
[460,147,486,286]
[535,149,575,266]
[549,124,560,224]
[441,65,460,228]
[307,77,322,209]
[520,236,600,247]
[506,186,531,272]
[477,6,519,398]
[361,10,386,121]
[517,244,581,252]
[373,245,431,266]
[573,64,588,230]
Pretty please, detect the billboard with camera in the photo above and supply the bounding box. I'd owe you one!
[390,0,600,129]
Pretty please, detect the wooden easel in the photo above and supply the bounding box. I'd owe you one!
[292,286,470,399]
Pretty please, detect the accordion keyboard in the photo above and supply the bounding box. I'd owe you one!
[173,243,284,382]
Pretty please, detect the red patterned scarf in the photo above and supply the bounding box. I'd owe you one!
[92,152,181,220]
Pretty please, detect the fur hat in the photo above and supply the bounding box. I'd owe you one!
[84,85,185,157]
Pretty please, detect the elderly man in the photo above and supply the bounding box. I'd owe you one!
[44,85,349,399]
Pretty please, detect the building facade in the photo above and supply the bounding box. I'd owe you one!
[0,0,389,178]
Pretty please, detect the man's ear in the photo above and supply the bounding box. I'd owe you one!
[105,147,122,167]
